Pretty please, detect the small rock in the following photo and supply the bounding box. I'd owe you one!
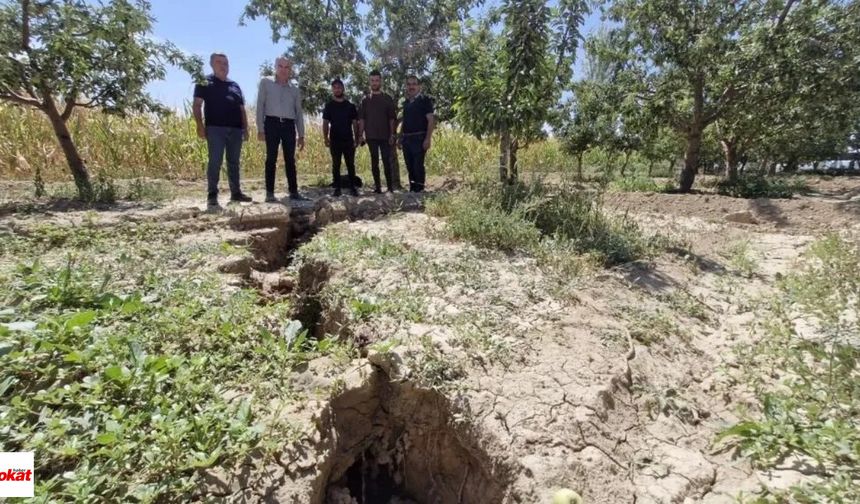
[217,256,252,276]
[724,211,758,224]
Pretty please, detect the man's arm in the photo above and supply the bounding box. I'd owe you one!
[192,97,205,139]
[256,80,266,141]
[240,106,250,141]
[423,113,435,151]
[322,119,330,147]
[295,88,305,150]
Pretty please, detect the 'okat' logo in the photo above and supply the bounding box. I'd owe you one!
[0,468,32,482]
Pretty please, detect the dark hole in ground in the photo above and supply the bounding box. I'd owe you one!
[316,370,509,504]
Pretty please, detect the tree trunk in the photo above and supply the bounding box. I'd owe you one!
[678,77,705,193]
[509,139,518,184]
[679,129,702,192]
[767,162,777,176]
[499,129,510,183]
[812,161,820,171]
[647,160,654,177]
[577,152,584,180]
[44,98,91,199]
[783,156,799,173]
[388,146,402,190]
[620,151,631,177]
[722,138,738,183]
[666,159,674,174]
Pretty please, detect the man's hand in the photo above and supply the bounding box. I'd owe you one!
[298,137,305,151]
[196,124,206,139]
[423,137,432,151]
[257,132,265,142]
[324,137,330,148]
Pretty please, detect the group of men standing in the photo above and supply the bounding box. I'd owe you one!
[193,53,434,207]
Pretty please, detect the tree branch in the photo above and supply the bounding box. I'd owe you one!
[0,91,42,108]
[775,0,798,31]
[21,0,31,50]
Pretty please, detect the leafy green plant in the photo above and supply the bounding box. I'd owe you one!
[718,235,860,501]
[609,176,673,193]
[715,175,810,199]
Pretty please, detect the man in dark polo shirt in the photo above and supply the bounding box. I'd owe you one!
[399,75,435,193]
[193,53,252,207]
[322,79,359,197]
[358,70,397,193]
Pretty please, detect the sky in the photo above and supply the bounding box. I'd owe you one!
[145,0,603,110]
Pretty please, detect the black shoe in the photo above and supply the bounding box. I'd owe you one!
[231,193,252,203]
[207,198,219,207]
[333,188,342,197]
[350,187,359,197]
[373,187,382,194]
[265,192,278,203]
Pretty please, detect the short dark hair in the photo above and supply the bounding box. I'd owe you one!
[331,78,344,87]
[369,69,382,78]
[406,74,420,83]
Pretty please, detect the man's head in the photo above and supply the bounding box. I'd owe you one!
[369,70,382,93]
[210,53,229,80]
[406,75,421,98]
[331,78,345,98]
[275,57,293,82]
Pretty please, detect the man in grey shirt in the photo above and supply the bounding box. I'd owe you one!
[256,57,306,201]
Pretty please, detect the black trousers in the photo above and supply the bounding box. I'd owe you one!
[330,140,356,187]
[367,139,393,191]
[264,117,298,194]
[402,135,426,192]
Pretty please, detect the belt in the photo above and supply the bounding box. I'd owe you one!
[402,131,426,137]
[265,116,295,122]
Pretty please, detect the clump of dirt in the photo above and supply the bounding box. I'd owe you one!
[314,368,510,504]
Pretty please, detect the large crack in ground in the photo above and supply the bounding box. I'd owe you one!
[314,367,511,504]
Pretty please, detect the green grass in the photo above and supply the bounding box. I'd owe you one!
[609,176,674,193]
[0,221,350,502]
[715,174,810,199]
[427,179,660,266]
[718,235,860,502]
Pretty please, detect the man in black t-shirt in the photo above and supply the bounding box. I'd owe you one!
[322,79,360,197]
[399,75,435,193]
[192,53,252,207]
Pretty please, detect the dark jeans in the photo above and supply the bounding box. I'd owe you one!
[264,117,298,194]
[367,139,393,191]
[206,126,243,199]
[330,140,356,188]
[402,135,426,192]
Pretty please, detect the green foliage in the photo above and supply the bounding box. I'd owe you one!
[243,0,478,111]
[719,236,860,501]
[0,223,348,502]
[609,177,673,193]
[428,180,658,266]
[446,0,588,180]
[0,0,201,199]
[715,175,810,199]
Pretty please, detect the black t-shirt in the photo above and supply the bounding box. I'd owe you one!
[193,75,245,128]
[401,95,434,134]
[322,99,358,142]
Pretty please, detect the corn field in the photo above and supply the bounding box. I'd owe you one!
[0,104,577,185]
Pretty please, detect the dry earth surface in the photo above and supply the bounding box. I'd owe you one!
[2,176,859,503]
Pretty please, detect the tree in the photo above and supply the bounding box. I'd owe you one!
[0,0,200,200]
[715,0,860,181]
[598,0,820,192]
[447,0,588,183]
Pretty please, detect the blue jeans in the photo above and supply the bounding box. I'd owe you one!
[401,135,426,192]
[206,126,243,199]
